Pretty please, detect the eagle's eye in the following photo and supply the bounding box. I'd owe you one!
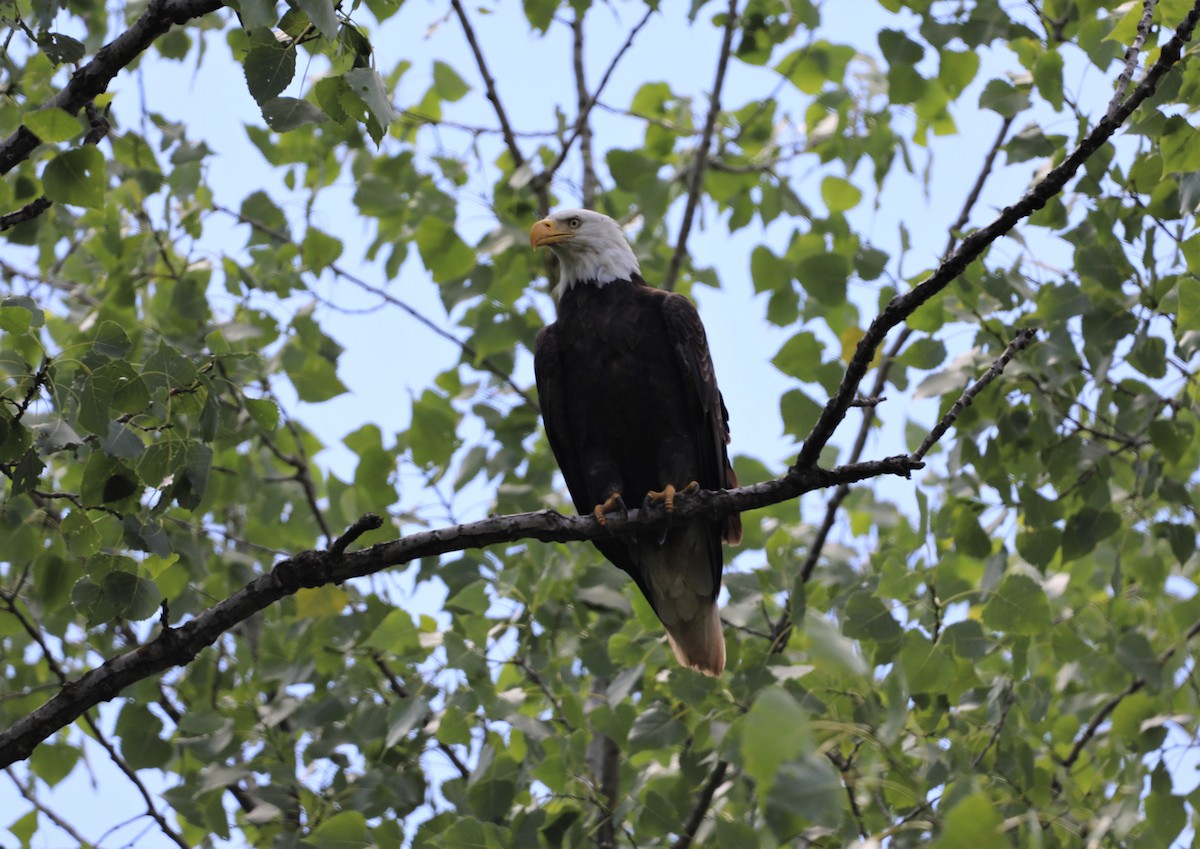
[567,217,581,229]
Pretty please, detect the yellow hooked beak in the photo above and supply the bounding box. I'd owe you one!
[530,218,575,248]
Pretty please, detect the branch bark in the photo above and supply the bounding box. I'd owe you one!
[0,455,920,769]
[0,0,227,175]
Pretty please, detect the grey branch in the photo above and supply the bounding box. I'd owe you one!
[911,328,1039,461]
[1108,0,1157,117]
[0,454,921,769]
[0,0,227,175]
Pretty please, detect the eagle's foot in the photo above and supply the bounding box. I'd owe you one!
[592,492,628,527]
[645,481,700,513]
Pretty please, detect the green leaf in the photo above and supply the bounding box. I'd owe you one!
[245,397,280,430]
[795,252,849,304]
[978,78,1030,117]
[1061,507,1120,562]
[236,0,277,27]
[765,755,843,835]
[780,388,822,440]
[295,0,338,39]
[1115,631,1161,689]
[775,41,855,94]
[38,31,85,64]
[740,686,810,787]
[932,792,1005,849]
[415,217,475,282]
[23,107,82,143]
[750,244,792,294]
[409,389,459,468]
[982,574,1051,636]
[771,331,824,381]
[1162,116,1200,173]
[244,42,297,105]
[1033,49,1064,110]
[261,96,327,131]
[344,67,395,137]
[628,703,687,749]
[301,226,343,270]
[820,175,862,212]
[433,60,470,102]
[43,146,105,208]
[842,592,902,644]
[899,631,955,694]
[364,609,421,655]
[309,810,370,845]
[115,702,172,769]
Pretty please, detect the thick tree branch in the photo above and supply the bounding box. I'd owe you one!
[663,0,739,292]
[794,0,1200,470]
[0,455,921,768]
[0,0,226,175]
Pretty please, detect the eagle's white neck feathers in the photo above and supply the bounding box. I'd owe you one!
[543,209,640,291]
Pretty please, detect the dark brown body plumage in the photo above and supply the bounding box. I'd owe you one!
[534,274,740,674]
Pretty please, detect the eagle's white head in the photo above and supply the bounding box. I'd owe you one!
[529,209,640,291]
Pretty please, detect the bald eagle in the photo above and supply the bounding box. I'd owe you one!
[531,209,742,675]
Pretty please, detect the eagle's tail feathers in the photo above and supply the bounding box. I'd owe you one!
[663,601,726,676]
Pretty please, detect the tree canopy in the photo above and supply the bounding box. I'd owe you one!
[3,0,1200,847]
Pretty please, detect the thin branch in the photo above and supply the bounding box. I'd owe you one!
[448,0,524,170]
[663,0,739,292]
[5,768,94,845]
[571,10,598,209]
[211,203,538,411]
[0,196,52,231]
[911,328,1038,460]
[794,1,1200,471]
[1108,0,1157,117]
[371,655,471,781]
[1058,615,1200,781]
[530,6,655,206]
[0,0,227,174]
[671,760,727,849]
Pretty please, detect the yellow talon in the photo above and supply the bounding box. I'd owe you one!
[646,481,699,513]
[593,492,624,526]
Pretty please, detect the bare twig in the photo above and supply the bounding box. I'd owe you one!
[1108,0,1157,117]
[0,196,52,231]
[663,0,739,292]
[571,10,597,209]
[531,5,655,208]
[5,768,94,845]
[911,328,1038,460]
[211,203,537,410]
[329,512,383,555]
[448,0,524,170]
